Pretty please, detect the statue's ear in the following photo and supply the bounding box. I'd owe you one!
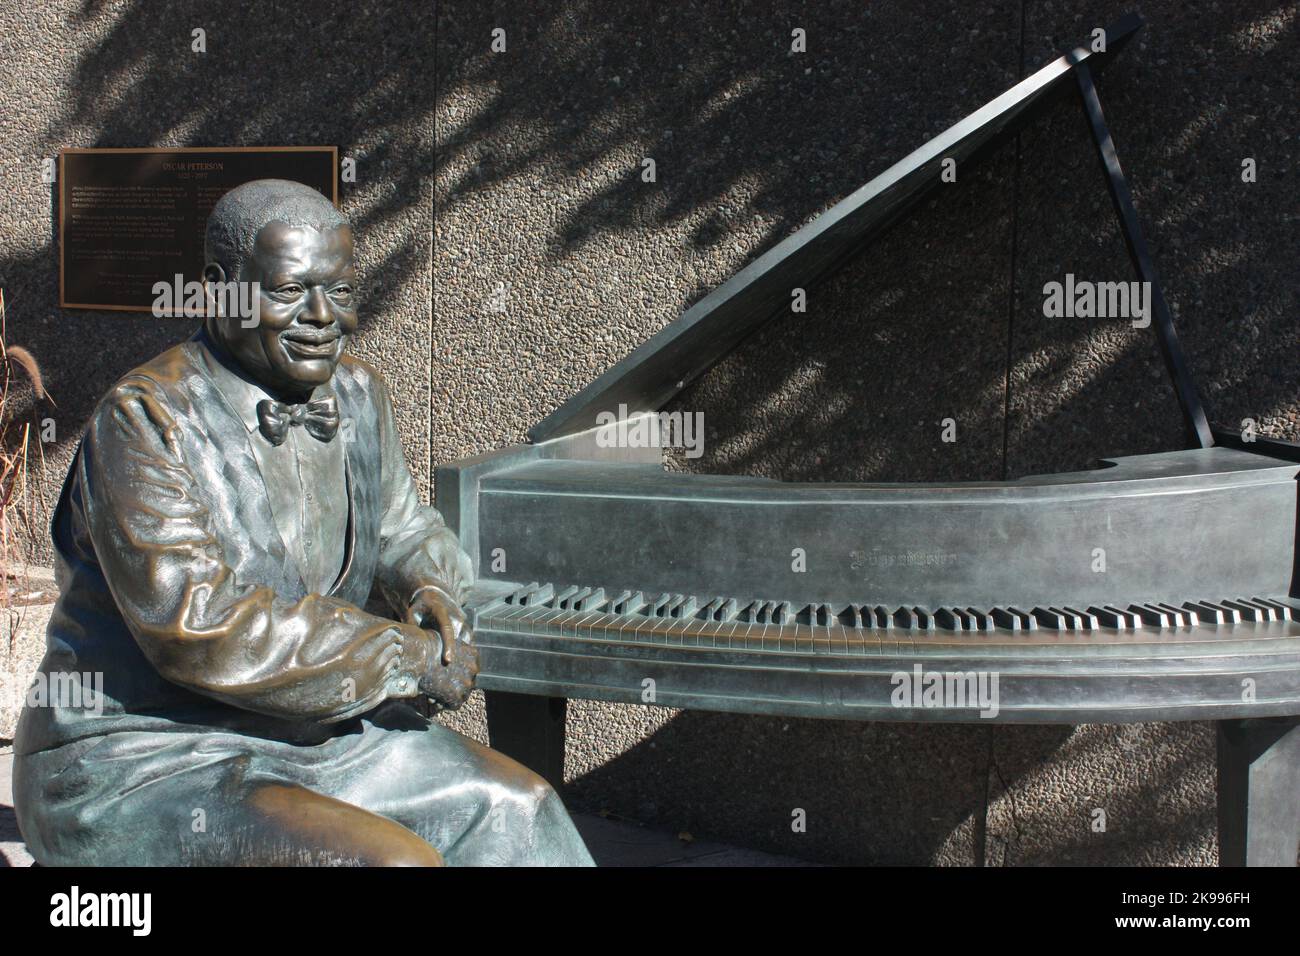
[202,263,228,318]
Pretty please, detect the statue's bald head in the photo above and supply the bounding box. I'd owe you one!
[205,179,345,281]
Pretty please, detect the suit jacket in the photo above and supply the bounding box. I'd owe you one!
[16,332,474,755]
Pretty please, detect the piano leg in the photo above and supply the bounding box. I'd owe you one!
[1216,716,1300,866]
[485,690,568,789]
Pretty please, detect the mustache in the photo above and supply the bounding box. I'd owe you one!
[280,327,343,344]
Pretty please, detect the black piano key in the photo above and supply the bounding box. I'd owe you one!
[1253,597,1296,622]
[1047,607,1082,630]
[1110,605,1141,629]
[1130,604,1175,628]
[1155,602,1195,627]
[773,601,791,625]
[549,585,581,610]
[991,607,1021,631]
[1089,605,1124,629]
[605,589,631,612]
[1032,607,1067,630]
[935,607,963,631]
[566,587,595,611]
[1062,606,1099,630]
[694,597,720,621]
[494,584,554,623]
[1239,598,1279,623]
[614,591,649,615]
[872,606,894,630]
[913,606,935,631]
[516,582,553,606]
[551,582,582,606]
[998,606,1036,631]
[1012,606,1037,631]
[965,607,993,632]
[1183,601,1229,625]
[1221,598,1266,623]
[575,587,607,612]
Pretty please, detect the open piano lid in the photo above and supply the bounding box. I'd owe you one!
[529,13,1151,445]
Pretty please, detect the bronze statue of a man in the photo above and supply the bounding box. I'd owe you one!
[13,179,594,866]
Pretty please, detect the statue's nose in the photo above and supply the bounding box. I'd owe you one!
[301,287,333,325]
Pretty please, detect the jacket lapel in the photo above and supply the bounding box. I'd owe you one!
[180,336,302,597]
[326,360,381,607]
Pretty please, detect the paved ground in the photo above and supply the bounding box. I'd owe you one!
[0,747,33,867]
[0,746,807,868]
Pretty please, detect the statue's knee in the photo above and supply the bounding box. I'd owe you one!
[370,837,445,867]
[516,770,562,817]
[247,782,444,866]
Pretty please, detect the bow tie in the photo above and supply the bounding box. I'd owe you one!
[256,396,339,446]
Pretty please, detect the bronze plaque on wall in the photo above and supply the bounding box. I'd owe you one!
[59,146,338,312]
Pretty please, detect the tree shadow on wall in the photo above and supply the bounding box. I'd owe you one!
[437,0,1297,864]
[437,0,1297,486]
[4,0,441,457]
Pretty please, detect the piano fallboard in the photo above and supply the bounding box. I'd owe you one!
[471,448,1296,611]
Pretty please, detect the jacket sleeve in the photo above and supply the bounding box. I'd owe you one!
[370,371,476,611]
[82,376,433,723]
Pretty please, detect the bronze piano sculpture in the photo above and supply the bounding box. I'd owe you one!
[436,14,1300,866]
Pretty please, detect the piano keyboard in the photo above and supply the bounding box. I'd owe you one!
[469,582,1300,650]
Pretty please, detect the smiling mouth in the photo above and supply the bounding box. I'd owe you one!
[281,330,342,360]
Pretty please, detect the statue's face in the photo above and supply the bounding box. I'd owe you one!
[215,221,358,396]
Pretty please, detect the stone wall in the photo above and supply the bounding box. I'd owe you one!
[1,0,1295,864]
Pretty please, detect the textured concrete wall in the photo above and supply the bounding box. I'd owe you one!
[2,0,1296,864]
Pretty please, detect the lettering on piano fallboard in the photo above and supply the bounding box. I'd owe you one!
[850,549,960,571]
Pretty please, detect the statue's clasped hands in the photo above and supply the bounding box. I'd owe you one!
[405,585,479,709]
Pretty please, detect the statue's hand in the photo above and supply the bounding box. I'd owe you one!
[419,642,480,710]
[407,584,479,709]
[405,585,475,666]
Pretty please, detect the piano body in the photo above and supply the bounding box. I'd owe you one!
[436,15,1300,865]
